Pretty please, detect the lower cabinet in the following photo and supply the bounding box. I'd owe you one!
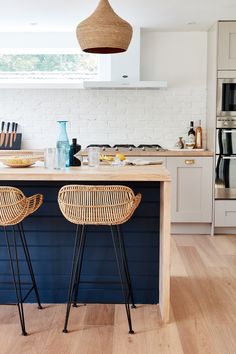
[167,157,213,223]
[215,200,236,227]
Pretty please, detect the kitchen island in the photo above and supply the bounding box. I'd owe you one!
[0,164,171,322]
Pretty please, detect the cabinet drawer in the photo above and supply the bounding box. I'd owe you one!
[215,200,236,227]
[168,157,204,167]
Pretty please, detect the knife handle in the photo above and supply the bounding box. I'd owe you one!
[9,123,15,148]
[0,121,5,147]
[14,123,18,142]
[4,122,11,148]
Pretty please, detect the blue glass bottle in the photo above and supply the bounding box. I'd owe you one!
[56,120,70,168]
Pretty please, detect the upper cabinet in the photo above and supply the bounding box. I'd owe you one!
[218,21,236,70]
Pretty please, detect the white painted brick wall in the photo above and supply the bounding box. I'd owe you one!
[0,88,206,149]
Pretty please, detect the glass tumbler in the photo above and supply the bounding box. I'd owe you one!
[88,147,100,167]
[44,148,56,169]
[54,147,67,170]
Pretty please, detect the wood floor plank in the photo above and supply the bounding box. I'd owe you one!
[174,242,236,354]
[83,304,115,326]
[144,305,184,354]
[72,325,114,354]
[112,305,148,354]
[208,235,236,256]
[170,238,188,277]
[193,236,226,268]
[171,275,219,354]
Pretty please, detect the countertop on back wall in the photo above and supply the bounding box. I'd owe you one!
[79,149,214,157]
[0,149,214,157]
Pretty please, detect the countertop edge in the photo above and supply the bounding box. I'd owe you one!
[0,165,171,182]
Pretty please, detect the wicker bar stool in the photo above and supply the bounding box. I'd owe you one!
[58,184,141,334]
[0,187,43,336]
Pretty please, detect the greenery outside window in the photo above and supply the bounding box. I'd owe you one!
[0,53,98,83]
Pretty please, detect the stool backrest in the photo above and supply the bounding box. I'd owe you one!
[0,187,28,226]
[0,187,43,226]
[58,185,141,225]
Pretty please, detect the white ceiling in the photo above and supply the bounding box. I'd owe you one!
[1,0,236,32]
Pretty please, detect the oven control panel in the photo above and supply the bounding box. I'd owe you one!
[217,118,236,128]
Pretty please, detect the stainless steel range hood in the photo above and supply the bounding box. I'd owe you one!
[83,28,167,89]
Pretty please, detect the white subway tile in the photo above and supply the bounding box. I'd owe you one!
[0,88,207,149]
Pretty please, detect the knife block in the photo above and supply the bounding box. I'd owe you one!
[0,133,22,150]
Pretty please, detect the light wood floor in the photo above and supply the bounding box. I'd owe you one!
[1,234,236,354]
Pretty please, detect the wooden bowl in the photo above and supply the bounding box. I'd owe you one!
[0,156,39,168]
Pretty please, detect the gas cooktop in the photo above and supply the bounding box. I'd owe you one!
[87,144,167,152]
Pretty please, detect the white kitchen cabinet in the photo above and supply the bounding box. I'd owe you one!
[167,157,213,223]
[215,200,236,227]
[218,21,236,70]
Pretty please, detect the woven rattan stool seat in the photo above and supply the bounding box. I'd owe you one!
[0,187,43,226]
[58,185,141,225]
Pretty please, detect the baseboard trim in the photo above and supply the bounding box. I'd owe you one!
[171,223,212,235]
[214,227,236,235]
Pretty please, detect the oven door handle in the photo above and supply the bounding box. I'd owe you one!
[223,130,236,133]
[222,156,236,159]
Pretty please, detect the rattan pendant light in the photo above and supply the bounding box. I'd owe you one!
[76,0,133,54]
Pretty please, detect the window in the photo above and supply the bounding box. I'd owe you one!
[0,53,98,83]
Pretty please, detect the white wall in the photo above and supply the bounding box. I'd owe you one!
[0,31,207,149]
[0,32,78,50]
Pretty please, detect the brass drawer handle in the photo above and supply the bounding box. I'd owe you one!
[185,159,195,165]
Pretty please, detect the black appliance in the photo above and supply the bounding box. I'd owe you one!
[217,78,236,121]
[216,124,236,195]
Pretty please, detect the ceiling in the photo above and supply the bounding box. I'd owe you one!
[1,0,236,32]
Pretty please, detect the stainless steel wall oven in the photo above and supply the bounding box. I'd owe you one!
[216,76,236,199]
[216,124,236,198]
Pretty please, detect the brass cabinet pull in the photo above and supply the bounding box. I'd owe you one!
[185,159,195,165]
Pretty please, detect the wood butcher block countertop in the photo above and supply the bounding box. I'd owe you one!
[0,164,171,182]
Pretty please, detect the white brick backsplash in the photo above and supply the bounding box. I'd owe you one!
[0,88,206,149]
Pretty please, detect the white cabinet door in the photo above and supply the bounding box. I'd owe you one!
[218,22,236,70]
[215,200,236,227]
[167,157,213,223]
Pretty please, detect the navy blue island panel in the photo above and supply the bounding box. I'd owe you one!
[0,181,160,304]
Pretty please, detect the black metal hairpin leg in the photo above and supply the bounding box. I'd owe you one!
[4,226,27,336]
[115,225,136,309]
[72,225,86,308]
[110,225,134,334]
[63,225,86,333]
[18,223,42,310]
